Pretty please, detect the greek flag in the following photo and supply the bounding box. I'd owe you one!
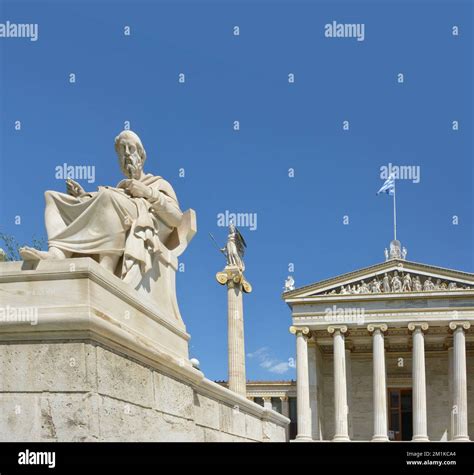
[377,174,395,196]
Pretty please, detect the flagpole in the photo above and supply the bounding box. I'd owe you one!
[393,179,397,241]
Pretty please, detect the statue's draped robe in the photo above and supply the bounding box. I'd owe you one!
[46,174,183,287]
[225,237,244,272]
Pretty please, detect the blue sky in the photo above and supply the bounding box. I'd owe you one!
[0,0,472,381]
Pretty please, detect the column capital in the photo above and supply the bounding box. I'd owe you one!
[279,395,289,402]
[408,322,429,333]
[449,321,471,333]
[262,396,272,401]
[327,325,347,335]
[367,323,388,334]
[216,267,252,293]
[289,326,310,337]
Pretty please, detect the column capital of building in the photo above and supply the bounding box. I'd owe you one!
[327,325,348,336]
[449,321,471,333]
[215,267,252,293]
[289,326,310,337]
[408,322,429,333]
[279,395,289,402]
[367,323,388,334]
[262,396,272,402]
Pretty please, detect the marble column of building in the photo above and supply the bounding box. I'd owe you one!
[290,326,312,441]
[280,396,290,418]
[315,343,326,439]
[368,324,389,442]
[308,340,323,440]
[328,325,350,441]
[449,321,471,441]
[280,396,290,440]
[262,396,273,411]
[408,322,430,442]
[227,278,246,397]
[448,345,454,440]
[345,346,353,440]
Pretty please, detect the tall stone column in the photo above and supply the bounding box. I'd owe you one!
[328,325,350,441]
[408,322,429,442]
[345,347,353,439]
[368,324,389,442]
[448,346,454,440]
[308,341,322,440]
[315,343,325,439]
[262,396,273,411]
[280,396,290,418]
[290,326,312,441]
[216,266,252,397]
[280,396,290,440]
[227,278,246,396]
[449,321,471,441]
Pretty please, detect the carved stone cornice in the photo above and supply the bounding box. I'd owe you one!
[248,392,295,398]
[386,344,411,352]
[352,343,372,352]
[312,330,332,338]
[425,343,447,351]
[423,326,449,334]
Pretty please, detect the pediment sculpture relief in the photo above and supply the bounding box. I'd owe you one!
[322,270,472,296]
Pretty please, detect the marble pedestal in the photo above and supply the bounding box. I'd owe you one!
[0,259,288,442]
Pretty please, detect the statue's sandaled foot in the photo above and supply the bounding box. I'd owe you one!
[19,246,64,261]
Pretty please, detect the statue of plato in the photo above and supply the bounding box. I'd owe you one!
[19,130,196,315]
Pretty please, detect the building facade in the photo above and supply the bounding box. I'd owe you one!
[282,250,474,442]
[217,380,298,439]
[246,381,297,439]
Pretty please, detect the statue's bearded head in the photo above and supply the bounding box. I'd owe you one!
[114,130,147,179]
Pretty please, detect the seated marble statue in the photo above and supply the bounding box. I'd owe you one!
[20,130,196,318]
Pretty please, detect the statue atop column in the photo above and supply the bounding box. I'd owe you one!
[214,224,252,397]
[221,223,246,272]
[215,224,252,293]
[19,130,196,320]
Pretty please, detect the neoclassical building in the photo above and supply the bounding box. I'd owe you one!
[245,381,297,439]
[217,380,298,439]
[282,242,474,442]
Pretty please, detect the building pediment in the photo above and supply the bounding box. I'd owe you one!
[283,259,474,301]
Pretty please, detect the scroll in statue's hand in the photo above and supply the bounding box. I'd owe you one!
[118,179,152,199]
[66,178,87,198]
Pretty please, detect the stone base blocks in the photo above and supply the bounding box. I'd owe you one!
[0,259,288,442]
